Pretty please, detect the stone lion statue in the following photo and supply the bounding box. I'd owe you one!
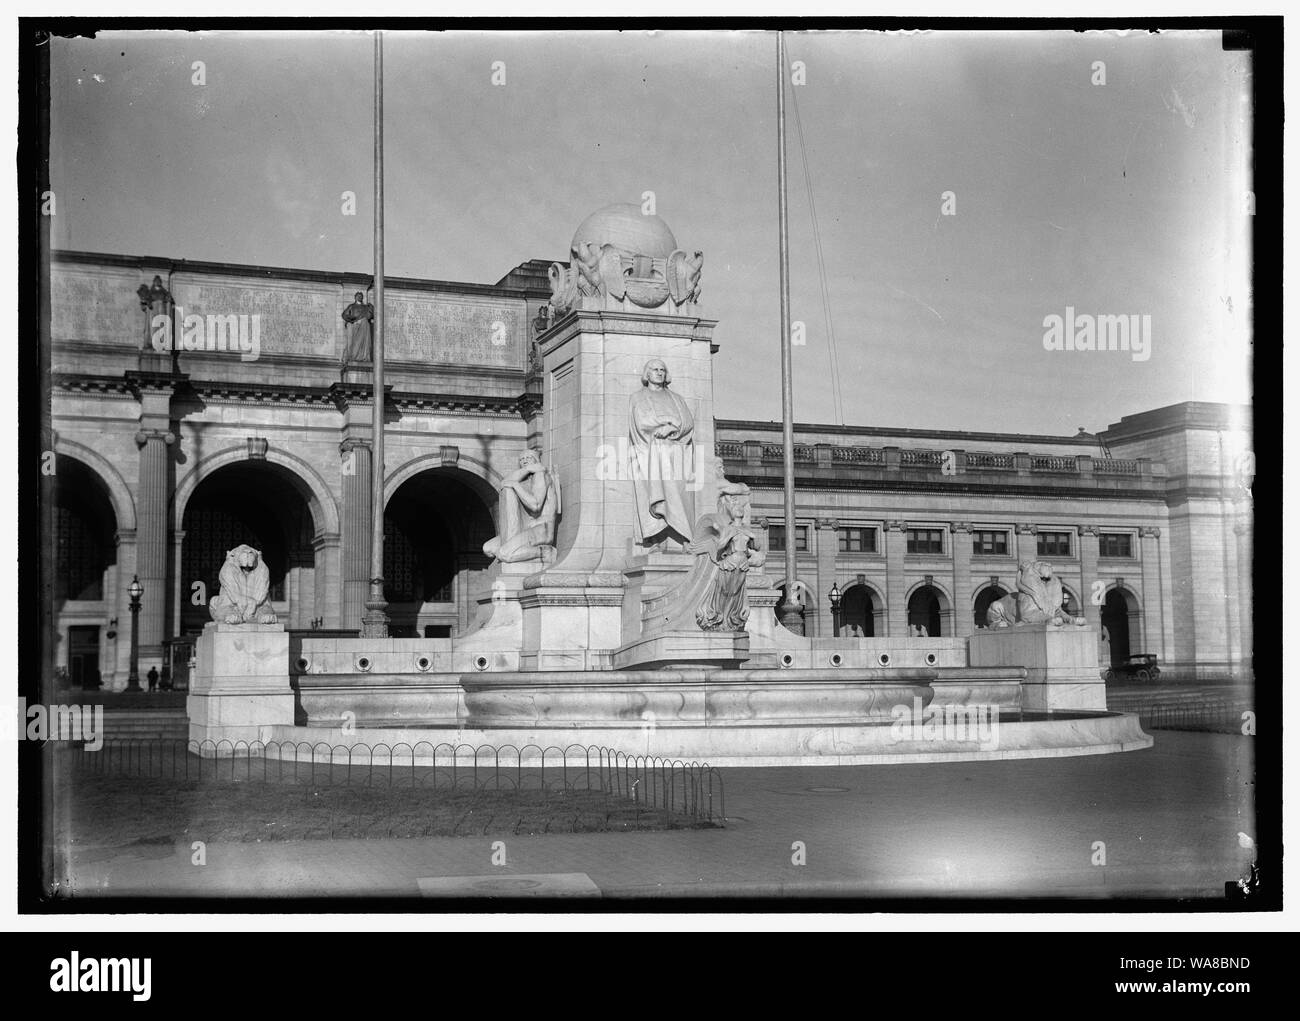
[986,560,1085,629]
[208,544,278,625]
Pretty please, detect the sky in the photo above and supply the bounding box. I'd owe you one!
[48,28,1254,435]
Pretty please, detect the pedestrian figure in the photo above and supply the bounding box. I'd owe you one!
[147,666,159,693]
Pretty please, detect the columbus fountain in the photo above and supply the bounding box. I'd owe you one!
[188,204,1152,765]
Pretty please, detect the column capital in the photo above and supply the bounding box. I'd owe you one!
[1232,521,1249,537]
[1081,524,1101,537]
[1015,523,1038,535]
[1139,526,1162,538]
[339,437,371,455]
[817,517,839,531]
[951,521,973,533]
[134,428,175,449]
[885,519,907,531]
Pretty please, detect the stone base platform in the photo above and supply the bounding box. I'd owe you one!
[969,623,1106,710]
[459,667,937,728]
[188,623,294,750]
[291,664,1029,730]
[261,711,1151,766]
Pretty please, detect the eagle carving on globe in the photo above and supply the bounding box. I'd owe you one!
[548,203,703,315]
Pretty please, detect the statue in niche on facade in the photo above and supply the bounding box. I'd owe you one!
[985,560,1086,628]
[629,358,695,545]
[340,291,374,369]
[136,275,174,348]
[685,472,765,631]
[483,450,561,563]
[208,545,278,625]
[532,304,550,335]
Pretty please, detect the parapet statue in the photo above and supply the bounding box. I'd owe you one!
[629,358,695,545]
[483,450,561,564]
[340,291,374,369]
[986,560,1086,628]
[208,545,278,625]
[685,472,766,631]
[136,275,174,348]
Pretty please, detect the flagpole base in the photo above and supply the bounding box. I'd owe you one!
[360,581,389,638]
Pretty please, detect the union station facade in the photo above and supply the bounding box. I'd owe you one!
[48,249,1253,689]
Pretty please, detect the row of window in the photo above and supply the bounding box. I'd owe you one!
[767,524,1136,559]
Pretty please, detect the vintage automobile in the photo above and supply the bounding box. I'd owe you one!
[1105,653,1161,684]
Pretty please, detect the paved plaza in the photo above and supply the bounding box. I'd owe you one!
[57,731,1254,902]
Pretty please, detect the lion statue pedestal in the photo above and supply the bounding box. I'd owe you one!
[188,623,293,753]
[188,545,292,753]
[969,622,1106,711]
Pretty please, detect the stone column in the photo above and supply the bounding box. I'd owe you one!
[313,533,342,627]
[111,532,137,688]
[1233,512,1253,672]
[815,518,839,637]
[1138,527,1165,662]
[286,567,301,630]
[950,521,974,638]
[338,437,372,633]
[884,520,907,638]
[1079,525,1102,631]
[134,423,174,669]
[170,529,186,640]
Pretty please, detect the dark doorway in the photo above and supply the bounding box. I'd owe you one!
[841,585,876,637]
[53,457,117,602]
[384,469,495,637]
[973,586,1007,629]
[1101,589,1132,665]
[907,585,944,637]
[181,462,317,634]
[68,626,101,689]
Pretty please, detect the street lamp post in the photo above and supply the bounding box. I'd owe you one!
[829,582,842,637]
[126,575,143,692]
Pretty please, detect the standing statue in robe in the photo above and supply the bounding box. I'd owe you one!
[482,450,561,564]
[628,358,695,545]
[340,291,374,369]
[686,475,765,631]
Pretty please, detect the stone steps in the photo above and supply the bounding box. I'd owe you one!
[99,710,190,741]
[1106,685,1253,712]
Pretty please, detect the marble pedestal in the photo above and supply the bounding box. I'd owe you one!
[520,309,719,664]
[968,623,1106,710]
[187,623,294,751]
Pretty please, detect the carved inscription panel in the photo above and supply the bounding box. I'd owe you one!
[52,261,527,368]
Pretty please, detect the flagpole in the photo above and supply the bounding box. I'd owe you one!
[776,31,804,635]
[363,30,389,637]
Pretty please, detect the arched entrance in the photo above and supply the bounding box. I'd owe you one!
[53,456,119,689]
[907,584,948,637]
[1101,587,1140,666]
[840,584,879,637]
[180,462,319,635]
[384,469,495,638]
[973,585,1007,629]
